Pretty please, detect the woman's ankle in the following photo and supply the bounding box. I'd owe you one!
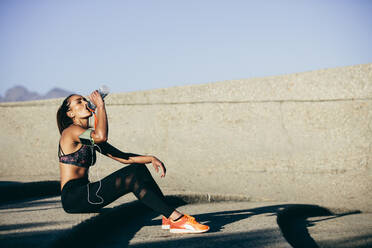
[169,210,183,221]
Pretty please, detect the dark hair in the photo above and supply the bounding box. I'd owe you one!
[56,94,75,134]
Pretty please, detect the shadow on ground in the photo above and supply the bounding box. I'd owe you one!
[0,181,370,248]
[50,199,365,248]
[0,181,60,204]
[276,204,363,248]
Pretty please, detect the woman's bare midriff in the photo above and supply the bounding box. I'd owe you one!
[59,163,89,190]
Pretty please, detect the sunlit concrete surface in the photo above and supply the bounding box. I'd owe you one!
[0,195,371,248]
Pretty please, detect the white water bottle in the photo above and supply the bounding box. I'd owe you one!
[88,85,110,111]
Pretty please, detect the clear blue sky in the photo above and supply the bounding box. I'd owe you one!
[1,0,371,96]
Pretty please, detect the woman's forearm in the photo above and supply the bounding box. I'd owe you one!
[129,155,154,164]
[94,106,108,142]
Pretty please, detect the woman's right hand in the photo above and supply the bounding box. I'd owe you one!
[151,156,167,178]
[89,90,104,108]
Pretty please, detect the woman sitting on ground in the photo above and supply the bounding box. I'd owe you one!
[56,91,209,233]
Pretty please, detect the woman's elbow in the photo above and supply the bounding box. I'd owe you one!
[94,134,108,144]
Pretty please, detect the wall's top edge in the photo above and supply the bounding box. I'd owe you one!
[1,63,371,107]
[0,98,62,107]
[111,63,371,105]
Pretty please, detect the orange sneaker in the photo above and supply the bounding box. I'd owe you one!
[162,216,170,229]
[169,214,209,233]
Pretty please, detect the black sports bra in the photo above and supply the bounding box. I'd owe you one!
[58,143,96,168]
[58,129,96,168]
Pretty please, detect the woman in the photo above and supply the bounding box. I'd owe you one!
[56,91,209,233]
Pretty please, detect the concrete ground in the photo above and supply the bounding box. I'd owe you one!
[0,188,371,248]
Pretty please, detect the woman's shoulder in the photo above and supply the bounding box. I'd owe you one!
[61,125,87,141]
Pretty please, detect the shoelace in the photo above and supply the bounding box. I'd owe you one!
[185,215,198,224]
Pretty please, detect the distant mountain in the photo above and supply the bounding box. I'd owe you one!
[1,86,40,102]
[43,88,73,99]
[0,85,73,102]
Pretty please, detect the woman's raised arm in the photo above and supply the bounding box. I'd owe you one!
[89,91,108,143]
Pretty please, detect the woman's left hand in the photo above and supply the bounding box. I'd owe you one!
[151,156,166,178]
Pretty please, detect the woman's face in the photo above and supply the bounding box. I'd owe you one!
[67,95,92,120]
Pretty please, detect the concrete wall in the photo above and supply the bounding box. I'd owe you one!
[1,64,371,212]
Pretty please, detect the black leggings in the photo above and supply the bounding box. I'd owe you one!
[61,163,175,217]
